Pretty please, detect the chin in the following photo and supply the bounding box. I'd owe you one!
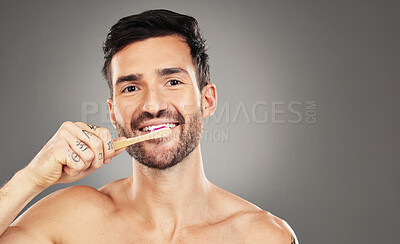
[133,149,182,170]
[128,139,183,170]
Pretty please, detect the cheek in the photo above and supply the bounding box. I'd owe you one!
[174,94,201,118]
[114,100,137,126]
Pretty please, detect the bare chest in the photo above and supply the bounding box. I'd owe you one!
[60,217,249,244]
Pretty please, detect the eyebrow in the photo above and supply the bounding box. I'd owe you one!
[156,67,189,76]
[114,67,189,86]
[115,74,143,85]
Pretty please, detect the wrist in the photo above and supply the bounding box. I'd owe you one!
[16,168,48,193]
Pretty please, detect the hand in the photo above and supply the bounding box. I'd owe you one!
[24,121,126,188]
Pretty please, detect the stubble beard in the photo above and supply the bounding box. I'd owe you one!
[115,108,203,170]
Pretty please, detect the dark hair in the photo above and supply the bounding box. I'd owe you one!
[102,9,210,96]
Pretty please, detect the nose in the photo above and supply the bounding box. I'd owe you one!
[141,87,168,115]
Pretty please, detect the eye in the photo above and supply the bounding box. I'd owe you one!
[122,85,138,93]
[167,80,182,86]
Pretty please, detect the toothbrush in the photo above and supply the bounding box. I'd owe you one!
[113,126,172,150]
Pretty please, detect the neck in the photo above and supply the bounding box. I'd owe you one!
[125,145,212,228]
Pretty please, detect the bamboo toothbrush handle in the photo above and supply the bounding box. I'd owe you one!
[113,127,172,150]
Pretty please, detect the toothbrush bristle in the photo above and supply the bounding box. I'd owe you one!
[151,125,167,132]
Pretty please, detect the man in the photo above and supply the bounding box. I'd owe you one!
[0,9,298,243]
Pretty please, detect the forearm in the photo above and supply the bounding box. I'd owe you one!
[0,168,45,236]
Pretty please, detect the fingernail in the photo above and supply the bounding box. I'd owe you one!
[105,158,111,164]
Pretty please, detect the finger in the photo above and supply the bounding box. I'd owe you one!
[98,137,126,164]
[62,122,105,168]
[101,137,128,164]
[63,148,85,177]
[55,128,84,171]
[75,122,115,163]
[49,131,85,177]
[60,129,96,170]
[112,137,127,158]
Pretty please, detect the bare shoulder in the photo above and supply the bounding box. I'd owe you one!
[15,185,114,224]
[5,184,116,242]
[239,210,298,244]
[225,208,298,244]
[213,187,298,243]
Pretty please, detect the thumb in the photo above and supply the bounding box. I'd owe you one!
[112,137,127,157]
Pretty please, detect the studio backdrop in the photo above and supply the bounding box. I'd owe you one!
[0,1,399,243]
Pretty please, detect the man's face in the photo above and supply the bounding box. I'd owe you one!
[108,35,204,169]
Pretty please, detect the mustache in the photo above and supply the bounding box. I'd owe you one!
[130,109,185,130]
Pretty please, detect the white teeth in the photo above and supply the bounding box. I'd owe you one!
[142,123,177,132]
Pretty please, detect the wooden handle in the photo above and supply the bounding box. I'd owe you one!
[113,127,172,150]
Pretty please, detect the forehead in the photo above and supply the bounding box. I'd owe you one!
[110,35,196,85]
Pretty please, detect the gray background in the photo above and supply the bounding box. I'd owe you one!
[0,0,399,243]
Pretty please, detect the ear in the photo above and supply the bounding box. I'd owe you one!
[201,83,217,118]
[107,98,117,129]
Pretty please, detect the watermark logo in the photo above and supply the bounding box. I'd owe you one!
[205,101,317,125]
[81,100,317,143]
